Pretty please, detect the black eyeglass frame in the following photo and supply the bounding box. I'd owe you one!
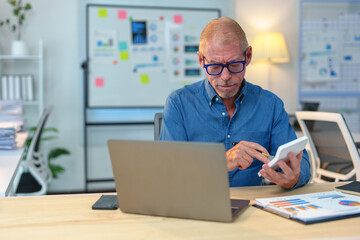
[202,51,247,76]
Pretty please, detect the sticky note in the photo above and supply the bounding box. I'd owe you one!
[117,10,127,19]
[95,77,104,87]
[98,9,108,18]
[174,14,183,24]
[182,81,191,85]
[118,42,128,51]
[120,51,129,60]
[140,74,150,84]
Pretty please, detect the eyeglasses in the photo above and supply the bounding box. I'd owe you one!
[202,54,247,76]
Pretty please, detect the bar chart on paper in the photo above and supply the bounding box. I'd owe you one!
[255,190,360,223]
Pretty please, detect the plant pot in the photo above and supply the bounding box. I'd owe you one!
[11,40,29,56]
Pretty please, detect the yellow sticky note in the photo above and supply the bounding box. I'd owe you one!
[98,9,108,18]
[140,75,150,84]
[120,51,129,60]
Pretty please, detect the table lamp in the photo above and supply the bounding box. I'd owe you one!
[251,32,290,90]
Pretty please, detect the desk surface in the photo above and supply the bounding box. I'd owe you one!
[1,182,359,240]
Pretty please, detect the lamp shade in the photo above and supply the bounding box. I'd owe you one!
[252,32,290,63]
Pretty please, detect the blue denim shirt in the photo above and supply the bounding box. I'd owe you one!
[160,79,310,188]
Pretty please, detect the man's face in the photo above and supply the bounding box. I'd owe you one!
[198,39,252,101]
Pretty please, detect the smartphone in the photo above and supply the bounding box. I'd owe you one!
[92,195,119,210]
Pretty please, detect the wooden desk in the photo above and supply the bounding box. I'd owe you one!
[1,182,359,239]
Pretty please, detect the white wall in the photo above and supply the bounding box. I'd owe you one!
[0,0,83,193]
[0,0,235,193]
[235,0,300,114]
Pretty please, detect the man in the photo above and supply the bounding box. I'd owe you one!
[160,16,310,189]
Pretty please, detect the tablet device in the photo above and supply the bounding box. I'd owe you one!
[258,136,308,177]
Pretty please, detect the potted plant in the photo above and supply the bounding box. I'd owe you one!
[24,126,70,178]
[0,0,32,56]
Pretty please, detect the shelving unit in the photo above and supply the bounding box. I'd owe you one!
[0,40,44,127]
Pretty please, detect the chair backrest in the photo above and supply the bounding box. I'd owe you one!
[26,105,53,162]
[295,111,360,182]
[16,105,53,195]
[154,112,163,140]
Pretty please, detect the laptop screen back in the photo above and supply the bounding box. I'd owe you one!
[108,140,234,222]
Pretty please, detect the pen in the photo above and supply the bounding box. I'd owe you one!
[232,142,269,157]
[259,151,269,157]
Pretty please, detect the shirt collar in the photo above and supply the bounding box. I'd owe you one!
[205,79,247,106]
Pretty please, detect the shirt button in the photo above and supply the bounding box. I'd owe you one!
[222,112,226,116]
[216,98,219,101]
[227,135,231,138]
[209,102,211,106]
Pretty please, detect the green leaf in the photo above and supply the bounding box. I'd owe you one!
[28,127,37,132]
[41,136,57,142]
[43,127,59,133]
[0,21,3,26]
[49,164,65,179]
[25,3,31,10]
[7,0,16,7]
[48,148,70,161]
[12,25,16,32]
[13,8,19,16]
[25,138,32,147]
[20,14,25,22]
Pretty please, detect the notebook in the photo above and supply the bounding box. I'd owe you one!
[107,140,249,222]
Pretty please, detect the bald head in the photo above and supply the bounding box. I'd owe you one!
[199,17,248,55]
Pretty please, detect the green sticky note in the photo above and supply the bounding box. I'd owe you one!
[140,74,150,84]
[119,42,128,51]
[98,9,108,18]
[120,51,129,60]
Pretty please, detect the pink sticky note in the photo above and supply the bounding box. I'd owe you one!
[95,77,104,87]
[174,14,183,24]
[117,10,127,19]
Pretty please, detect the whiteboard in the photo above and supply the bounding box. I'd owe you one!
[86,5,220,107]
[298,0,360,133]
[299,1,360,93]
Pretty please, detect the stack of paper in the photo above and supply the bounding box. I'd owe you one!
[0,100,24,132]
[0,127,16,150]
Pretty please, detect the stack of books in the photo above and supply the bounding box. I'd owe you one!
[0,127,16,150]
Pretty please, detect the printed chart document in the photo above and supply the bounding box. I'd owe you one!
[254,190,360,224]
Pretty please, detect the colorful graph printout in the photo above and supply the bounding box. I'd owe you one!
[255,190,360,224]
[339,200,360,206]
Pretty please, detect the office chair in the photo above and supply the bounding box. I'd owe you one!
[12,106,54,196]
[154,112,163,140]
[295,111,360,183]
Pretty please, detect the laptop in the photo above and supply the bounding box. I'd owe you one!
[107,140,249,222]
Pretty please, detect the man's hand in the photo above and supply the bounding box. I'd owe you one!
[259,151,303,189]
[226,141,270,171]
